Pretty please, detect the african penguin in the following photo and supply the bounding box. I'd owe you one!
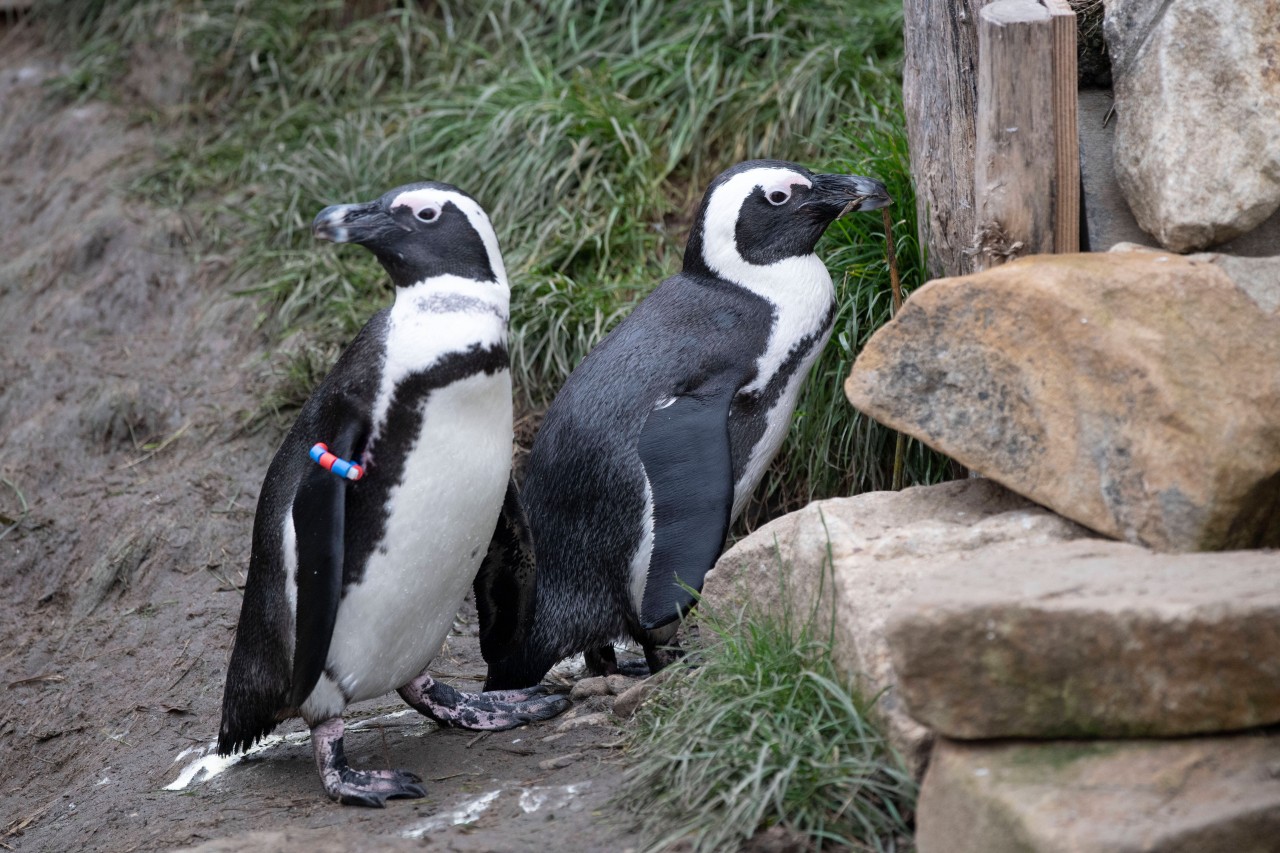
[483,160,891,689]
[218,181,568,807]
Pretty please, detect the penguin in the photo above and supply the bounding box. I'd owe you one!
[218,181,568,807]
[483,160,891,690]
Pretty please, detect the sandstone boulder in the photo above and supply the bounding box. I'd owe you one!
[887,541,1280,739]
[844,250,1280,552]
[702,478,1092,773]
[1105,0,1280,251]
[917,735,1280,853]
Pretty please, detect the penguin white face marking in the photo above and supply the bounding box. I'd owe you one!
[697,167,835,402]
[388,187,509,288]
[699,167,814,274]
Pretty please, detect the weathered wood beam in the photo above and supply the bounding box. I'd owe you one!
[904,0,1080,276]
[902,0,993,281]
[972,0,1056,270]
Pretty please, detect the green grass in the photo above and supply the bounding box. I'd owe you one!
[39,0,949,506]
[620,587,917,851]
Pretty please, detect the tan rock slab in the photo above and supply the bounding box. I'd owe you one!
[917,734,1280,853]
[702,478,1092,773]
[888,541,1280,738]
[845,251,1280,552]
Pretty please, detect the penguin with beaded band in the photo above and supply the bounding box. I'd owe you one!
[483,160,891,690]
[218,181,567,807]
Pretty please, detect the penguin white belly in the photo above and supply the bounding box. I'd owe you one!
[730,323,834,521]
[308,370,512,715]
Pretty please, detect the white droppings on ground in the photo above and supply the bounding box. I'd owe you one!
[163,710,424,791]
[518,781,591,814]
[401,789,502,837]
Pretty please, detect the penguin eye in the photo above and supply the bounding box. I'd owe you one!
[767,189,790,206]
[415,206,441,223]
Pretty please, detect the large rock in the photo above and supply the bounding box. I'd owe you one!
[1105,0,1280,251]
[1078,90,1280,257]
[917,735,1280,853]
[887,541,1280,739]
[702,478,1092,773]
[844,250,1280,552]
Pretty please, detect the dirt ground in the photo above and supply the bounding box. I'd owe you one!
[0,28,651,853]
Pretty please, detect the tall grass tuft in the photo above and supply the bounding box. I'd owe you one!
[621,579,917,851]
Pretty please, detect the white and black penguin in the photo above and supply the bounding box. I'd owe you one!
[483,160,891,689]
[218,181,567,807]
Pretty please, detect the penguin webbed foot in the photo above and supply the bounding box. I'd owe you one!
[585,640,682,679]
[642,640,684,675]
[397,674,570,730]
[311,717,426,807]
[584,644,651,678]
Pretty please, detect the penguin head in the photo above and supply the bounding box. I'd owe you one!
[684,160,891,277]
[312,181,508,288]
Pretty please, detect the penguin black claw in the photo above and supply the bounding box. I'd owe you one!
[312,718,427,807]
[217,182,561,804]
[482,160,891,690]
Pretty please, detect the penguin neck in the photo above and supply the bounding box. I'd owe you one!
[699,247,835,396]
[392,272,509,333]
[367,274,512,454]
[383,274,510,374]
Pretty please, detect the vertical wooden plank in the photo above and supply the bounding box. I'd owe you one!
[973,0,1056,269]
[1043,0,1080,253]
[902,0,995,281]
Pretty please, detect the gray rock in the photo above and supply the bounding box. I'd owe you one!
[917,735,1280,853]
[1078,90,1280,256]
[702,479,1092,774]
[887,541,1280,738]
[1105,0,1280,251]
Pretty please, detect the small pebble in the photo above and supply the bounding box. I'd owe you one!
[569,676,611,700]
[604,674,635,695]
[612,681,657,719]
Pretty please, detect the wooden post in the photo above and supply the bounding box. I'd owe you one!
[904,0,1079,276]
[972,0,1056,269]
[902,0,995,281]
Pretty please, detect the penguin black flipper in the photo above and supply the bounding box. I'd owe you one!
[473,475,537,664]
[637,387,735,630]
[289,409,366,710]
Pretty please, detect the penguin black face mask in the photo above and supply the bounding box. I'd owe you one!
[312,181,499,286]
[686,159,891,270]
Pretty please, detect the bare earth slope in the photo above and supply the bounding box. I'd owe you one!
[0,34,639,853]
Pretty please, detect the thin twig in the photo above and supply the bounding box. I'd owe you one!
[882,208,907,492]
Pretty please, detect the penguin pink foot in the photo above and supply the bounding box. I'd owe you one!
[311,718,427,807]
[397,674,569,729]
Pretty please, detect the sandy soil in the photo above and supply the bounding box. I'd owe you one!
[0,28,648,853]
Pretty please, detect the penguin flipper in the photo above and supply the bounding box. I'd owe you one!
[290,416,363,710]
[473,475,537,664]
[637,390,734,630]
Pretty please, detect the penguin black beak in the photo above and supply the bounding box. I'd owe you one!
[312,201,386,244]
[806,173,892,219]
